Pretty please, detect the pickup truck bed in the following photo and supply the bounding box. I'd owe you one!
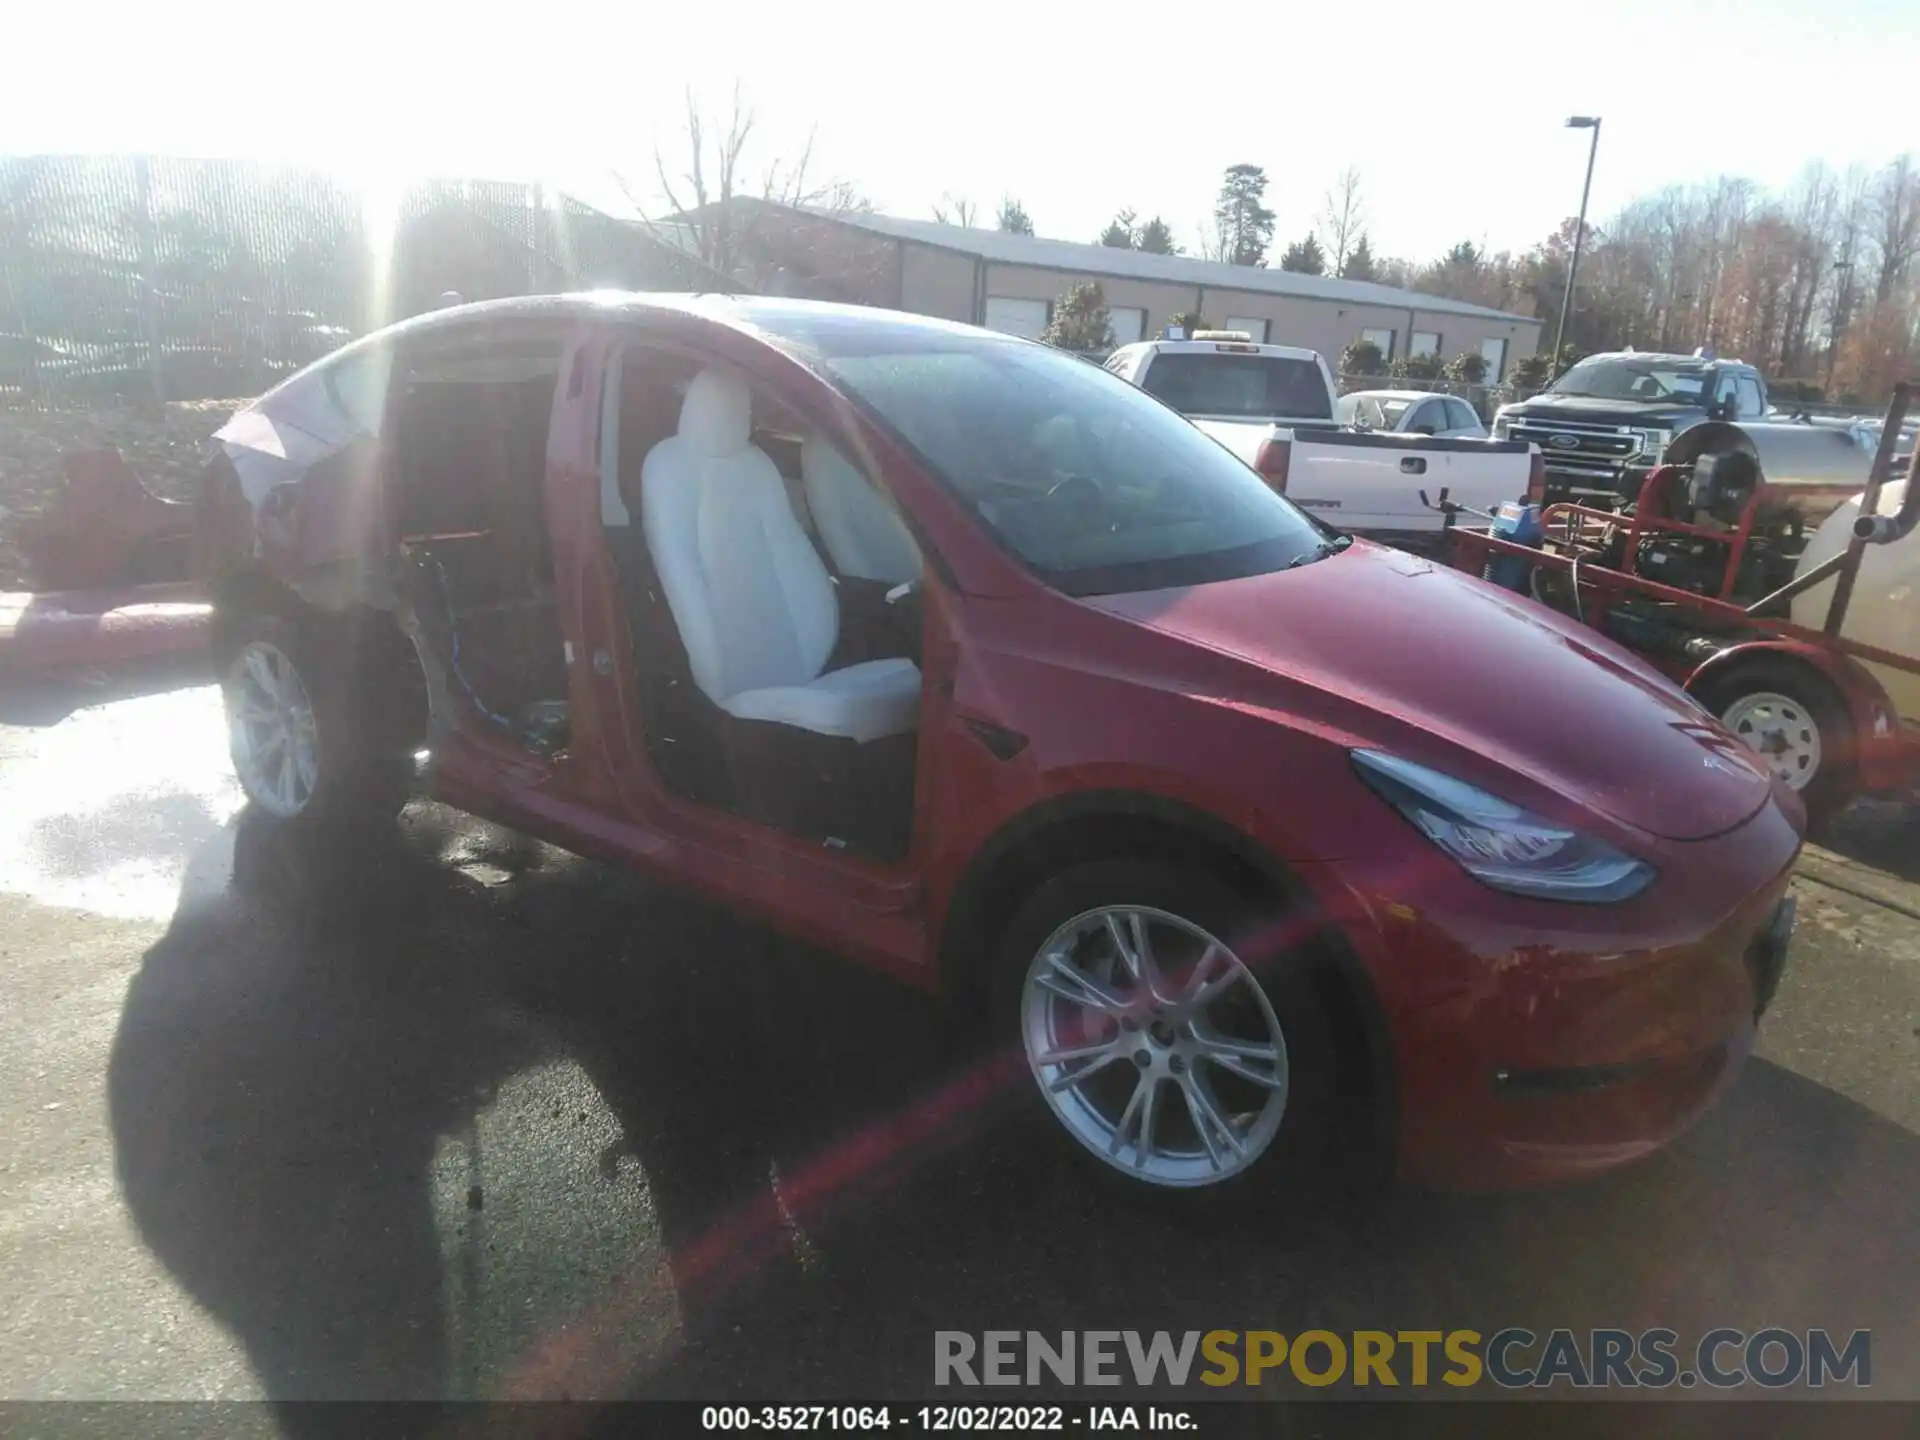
[1193,420,1539,552]
[1103,336,1540,550]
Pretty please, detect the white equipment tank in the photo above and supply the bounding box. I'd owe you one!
[1792,477,1920,721]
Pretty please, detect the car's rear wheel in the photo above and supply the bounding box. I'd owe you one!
[995,862,1339,1198]
[220,611,413,827]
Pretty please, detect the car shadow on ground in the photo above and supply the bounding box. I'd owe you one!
[107,806,1920,1414]
[0,652,213,726]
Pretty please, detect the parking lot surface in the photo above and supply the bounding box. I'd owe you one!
[1,676,1916,1403]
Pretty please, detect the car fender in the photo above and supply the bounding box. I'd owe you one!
[931,761,1390,987]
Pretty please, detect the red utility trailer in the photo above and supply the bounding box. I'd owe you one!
[1444,385,1920,827]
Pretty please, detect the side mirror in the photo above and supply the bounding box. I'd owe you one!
[1412,424,1438,436]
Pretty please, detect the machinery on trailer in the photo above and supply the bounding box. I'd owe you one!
[1442,386,1920,826]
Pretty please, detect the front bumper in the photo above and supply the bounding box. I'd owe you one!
[1310,798,1800,1191]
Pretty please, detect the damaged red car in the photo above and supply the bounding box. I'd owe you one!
[196,294,1801,1195]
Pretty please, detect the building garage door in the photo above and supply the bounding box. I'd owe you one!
[1109,307,1146,346]
[984,297,1049,339]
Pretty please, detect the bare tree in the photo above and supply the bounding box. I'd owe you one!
[1826,168,1872,387]
[932,193,979,227]
[1696,176,1755,346]
[1871,153,1919,305]
[1779,163,1837,371]
[1318,166,1366,273]
[1196,213,1231,263]
[816,179,875,215]
[621,85,865,282]
[1343,151,1914,399]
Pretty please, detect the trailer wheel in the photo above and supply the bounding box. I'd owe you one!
[1694,660,1854,831]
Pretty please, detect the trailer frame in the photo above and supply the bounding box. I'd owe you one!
[1445,385,1920,809]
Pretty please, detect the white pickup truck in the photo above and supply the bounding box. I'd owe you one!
[1104,334,1542,550]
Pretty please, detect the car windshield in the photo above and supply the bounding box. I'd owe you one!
[786,324,1329,596]
[1549,357,1710,403]
[1139,353,1334,420]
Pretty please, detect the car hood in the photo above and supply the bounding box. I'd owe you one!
[1506,395,1706,428]
[1083,543,1775,842]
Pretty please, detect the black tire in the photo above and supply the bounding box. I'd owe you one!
[988,860,1347,1208]
[217,608,418,829]
[1693,659,1855,834]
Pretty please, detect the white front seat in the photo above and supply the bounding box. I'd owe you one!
[801,436,922,586]
[641,369,921,745]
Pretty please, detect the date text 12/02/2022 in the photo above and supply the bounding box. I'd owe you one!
[700,1407,1190,1431]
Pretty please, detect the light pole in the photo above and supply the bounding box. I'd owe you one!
[1550,115,1601,378]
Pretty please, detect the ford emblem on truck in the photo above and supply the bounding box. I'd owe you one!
[1549,434,1581,450]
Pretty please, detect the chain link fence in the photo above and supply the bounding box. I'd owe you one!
[1,155,734,407]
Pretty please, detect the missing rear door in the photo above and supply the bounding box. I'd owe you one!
[390,336,571,753]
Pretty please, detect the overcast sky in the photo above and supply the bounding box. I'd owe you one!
[7,0,1916,262]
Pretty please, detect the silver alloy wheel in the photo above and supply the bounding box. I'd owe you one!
[1020,905,1290,1188]
[226,640,320,818]
[1721,691,1822,791]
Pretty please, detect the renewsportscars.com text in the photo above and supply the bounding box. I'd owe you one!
[934,1328,1871,1390]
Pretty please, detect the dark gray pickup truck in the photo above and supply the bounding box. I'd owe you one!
[1493,350,1768,505]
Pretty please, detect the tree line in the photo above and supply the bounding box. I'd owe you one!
[639,93,1915,403]
[980,156,1920,403]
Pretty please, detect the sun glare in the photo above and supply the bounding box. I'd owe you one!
[352,164,408,330]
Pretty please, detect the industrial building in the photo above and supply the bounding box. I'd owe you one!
[731,203,1542,378]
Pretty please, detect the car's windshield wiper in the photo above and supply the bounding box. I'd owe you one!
[1288,535,1352,568]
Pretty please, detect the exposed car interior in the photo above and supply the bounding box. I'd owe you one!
[600,350,924,859]
[388,340,572,754]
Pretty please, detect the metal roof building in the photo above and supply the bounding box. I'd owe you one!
[738,203,1542,379]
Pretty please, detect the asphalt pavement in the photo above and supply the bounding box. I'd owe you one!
[1,672,1916,1407]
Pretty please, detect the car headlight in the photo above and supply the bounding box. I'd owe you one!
[1492,414,1513,439]
[1351,750,1655,903]
[1635,427,1674,459]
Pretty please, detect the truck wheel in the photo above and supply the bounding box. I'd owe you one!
[220,610,415,828]
[1695,660,1854,832]
[991,861,1340,1203]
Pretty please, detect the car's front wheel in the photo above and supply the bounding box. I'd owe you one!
[220,611,413,827]
[996,861,1339,1196]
